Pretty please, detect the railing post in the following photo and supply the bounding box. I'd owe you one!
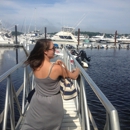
[104,113,110,130]
[9,81,15,130]
[2,76,11,130]
[110,110,120,130]
[68,55,72,71]
[11,83,22,116]
[22,67,27,114]
[80,80,85,130]
[80,75,90,130]
[75,80,79,111]
[0,61,34,129]
[67,55,69,69]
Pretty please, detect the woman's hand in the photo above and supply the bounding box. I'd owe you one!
[55,60,63,65]
[68,68,80,80]
[71,69,76,73]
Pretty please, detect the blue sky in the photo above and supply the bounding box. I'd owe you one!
[0,0,130,34]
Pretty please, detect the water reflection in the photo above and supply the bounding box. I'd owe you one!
[0,47,27,75]
[16,47,18,64]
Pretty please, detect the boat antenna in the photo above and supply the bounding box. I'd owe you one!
[28,8,36,33]
[21,17,26,33]
[73,13,87,30]
[68,13,87,34]
[59,13,87,40]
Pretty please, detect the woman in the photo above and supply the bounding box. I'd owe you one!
[21,39,80,130]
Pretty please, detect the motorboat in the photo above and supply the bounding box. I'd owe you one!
[98,36,118,43]
[70,49,90,68]
[89,34,105,42]
[51,27,81,48]
[0,33,14,44]
[0,21,14,44]
[54,47,90,68]
[117,35,130,43]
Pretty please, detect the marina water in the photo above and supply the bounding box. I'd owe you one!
[0,44,130,129]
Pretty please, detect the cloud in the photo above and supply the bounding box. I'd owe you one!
[0,0,130,33]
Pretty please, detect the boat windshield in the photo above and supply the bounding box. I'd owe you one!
[59,35,72,39]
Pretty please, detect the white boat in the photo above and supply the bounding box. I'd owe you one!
[0,33,14,44]
[117,36,130,43]
[89,34,105,42]
[51,27,81,47]
[0,21,14,44]
[18,30,43,44]
[99,36,118,43]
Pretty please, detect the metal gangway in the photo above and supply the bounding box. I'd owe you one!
[0,46,120,130]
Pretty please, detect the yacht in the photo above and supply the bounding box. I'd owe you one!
[51,27,79,47]
[74,34,89,42]
[99,37,118,43]
[0,32,14,44]
[0,21,14,44]
[117,35,130,43]
[89,34,105,42]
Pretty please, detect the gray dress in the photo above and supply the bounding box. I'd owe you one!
[21,64,64,130]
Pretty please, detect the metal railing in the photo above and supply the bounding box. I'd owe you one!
[63,46,120,130]
[0,62,33,130]
[0,46,120,130]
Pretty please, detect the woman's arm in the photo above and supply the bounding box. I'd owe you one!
[67,68,80,80]
[55,60,80,80]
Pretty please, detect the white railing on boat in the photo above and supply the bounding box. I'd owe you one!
[0,46,120,130]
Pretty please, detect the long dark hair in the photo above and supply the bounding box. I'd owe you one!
[25,39,52,70]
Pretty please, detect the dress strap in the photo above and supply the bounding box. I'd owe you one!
[47,63,55,77]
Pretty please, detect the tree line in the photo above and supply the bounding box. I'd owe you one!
[11,31,130,38]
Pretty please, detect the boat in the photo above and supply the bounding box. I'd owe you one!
[51,27,81,48]
[0,24,14,44]
[117,35,130,43]
[74,34,89,42]
[89,34,105,42]
[18,30,49,44]
[0,34,14,44]
[54,47,90,68]
[71,49,90,68]
[98,35,118,43]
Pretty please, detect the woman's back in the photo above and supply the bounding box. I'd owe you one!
[34,63,61,96]
[22,63,64,130]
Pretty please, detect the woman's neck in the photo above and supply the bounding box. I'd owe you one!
[44,55,50,62]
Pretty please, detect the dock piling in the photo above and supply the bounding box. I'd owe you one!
[15,25,18,44]
[45,27,47,39]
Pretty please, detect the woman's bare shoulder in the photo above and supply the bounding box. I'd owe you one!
[49,64,62,78]
[53,64,62,71]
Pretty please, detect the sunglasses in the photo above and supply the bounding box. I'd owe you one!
[48,46,55,51]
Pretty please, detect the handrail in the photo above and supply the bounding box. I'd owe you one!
[0,61,33,130]
[0,62,24,82]
[63,46,120,130]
